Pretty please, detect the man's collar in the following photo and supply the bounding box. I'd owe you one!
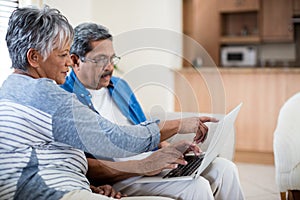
[70,70,91,95]
[108,80,114,88]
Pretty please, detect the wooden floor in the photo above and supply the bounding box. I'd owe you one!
[237,162,280,200]
[234,150,274,165]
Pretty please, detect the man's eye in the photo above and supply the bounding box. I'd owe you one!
[98,55,108,60]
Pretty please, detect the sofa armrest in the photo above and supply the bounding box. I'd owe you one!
[148,112,236,161]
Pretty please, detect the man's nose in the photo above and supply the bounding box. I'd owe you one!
[103,62,114,71]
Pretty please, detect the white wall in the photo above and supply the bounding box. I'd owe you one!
[43,0,93,26]
[44,0,182,113]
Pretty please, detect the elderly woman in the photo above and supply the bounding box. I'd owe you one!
[0,6,201,200]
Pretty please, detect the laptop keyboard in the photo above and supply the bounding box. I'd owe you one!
[162,154,205,178]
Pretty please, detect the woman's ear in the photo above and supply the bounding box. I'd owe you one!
[27,48,41,68]
[71,54,80,71]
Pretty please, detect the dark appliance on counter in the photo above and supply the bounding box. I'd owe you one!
[293,16,300,66]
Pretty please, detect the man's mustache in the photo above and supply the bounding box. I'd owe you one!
[101,70,113,78]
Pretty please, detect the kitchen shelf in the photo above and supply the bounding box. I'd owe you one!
[220,36,260,44]
[218,0,260,13]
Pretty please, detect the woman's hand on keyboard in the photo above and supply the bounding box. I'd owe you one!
[140,140,201,176]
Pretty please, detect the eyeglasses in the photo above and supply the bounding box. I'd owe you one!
[80,55,121,69]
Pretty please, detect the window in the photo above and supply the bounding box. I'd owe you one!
[0,0,19,86]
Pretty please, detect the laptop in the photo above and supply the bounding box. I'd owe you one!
[133,103,243,183]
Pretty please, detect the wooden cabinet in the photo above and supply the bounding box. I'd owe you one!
[174,68,300,164]
[220,11,260,44]
[218,0,260,13]
[182,0,220,66]
[182,0,195,36]
[294,0,300,15]
[219,0,260,45]
[261,0,293,42]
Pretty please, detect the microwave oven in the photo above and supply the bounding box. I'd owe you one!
[221,46,257,67]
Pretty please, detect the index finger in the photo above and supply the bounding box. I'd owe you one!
[189,142,201,155]
[183,141,201,156]
[200,116,219,123]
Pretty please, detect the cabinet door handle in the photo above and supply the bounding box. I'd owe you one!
[288,21,293,33]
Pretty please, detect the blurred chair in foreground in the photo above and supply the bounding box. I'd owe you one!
[274,93,300,200]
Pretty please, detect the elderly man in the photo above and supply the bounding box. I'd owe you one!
[61,22,245,200]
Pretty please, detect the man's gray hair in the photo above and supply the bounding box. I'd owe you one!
[71,23,112,58]
[5,5,74,71]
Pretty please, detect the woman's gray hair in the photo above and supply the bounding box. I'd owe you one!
[70,23,112,58]
[5,5,74,71]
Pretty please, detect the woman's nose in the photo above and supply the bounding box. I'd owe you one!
[66,54,73,66]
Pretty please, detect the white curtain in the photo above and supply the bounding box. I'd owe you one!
[0,0,19,86]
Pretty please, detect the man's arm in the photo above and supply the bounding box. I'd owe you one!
[86,158,140,185]
[158,116,219,143]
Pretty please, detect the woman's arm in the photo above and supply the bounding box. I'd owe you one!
[86,141,200,185]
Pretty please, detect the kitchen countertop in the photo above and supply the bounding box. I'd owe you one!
[178,67,300,74]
